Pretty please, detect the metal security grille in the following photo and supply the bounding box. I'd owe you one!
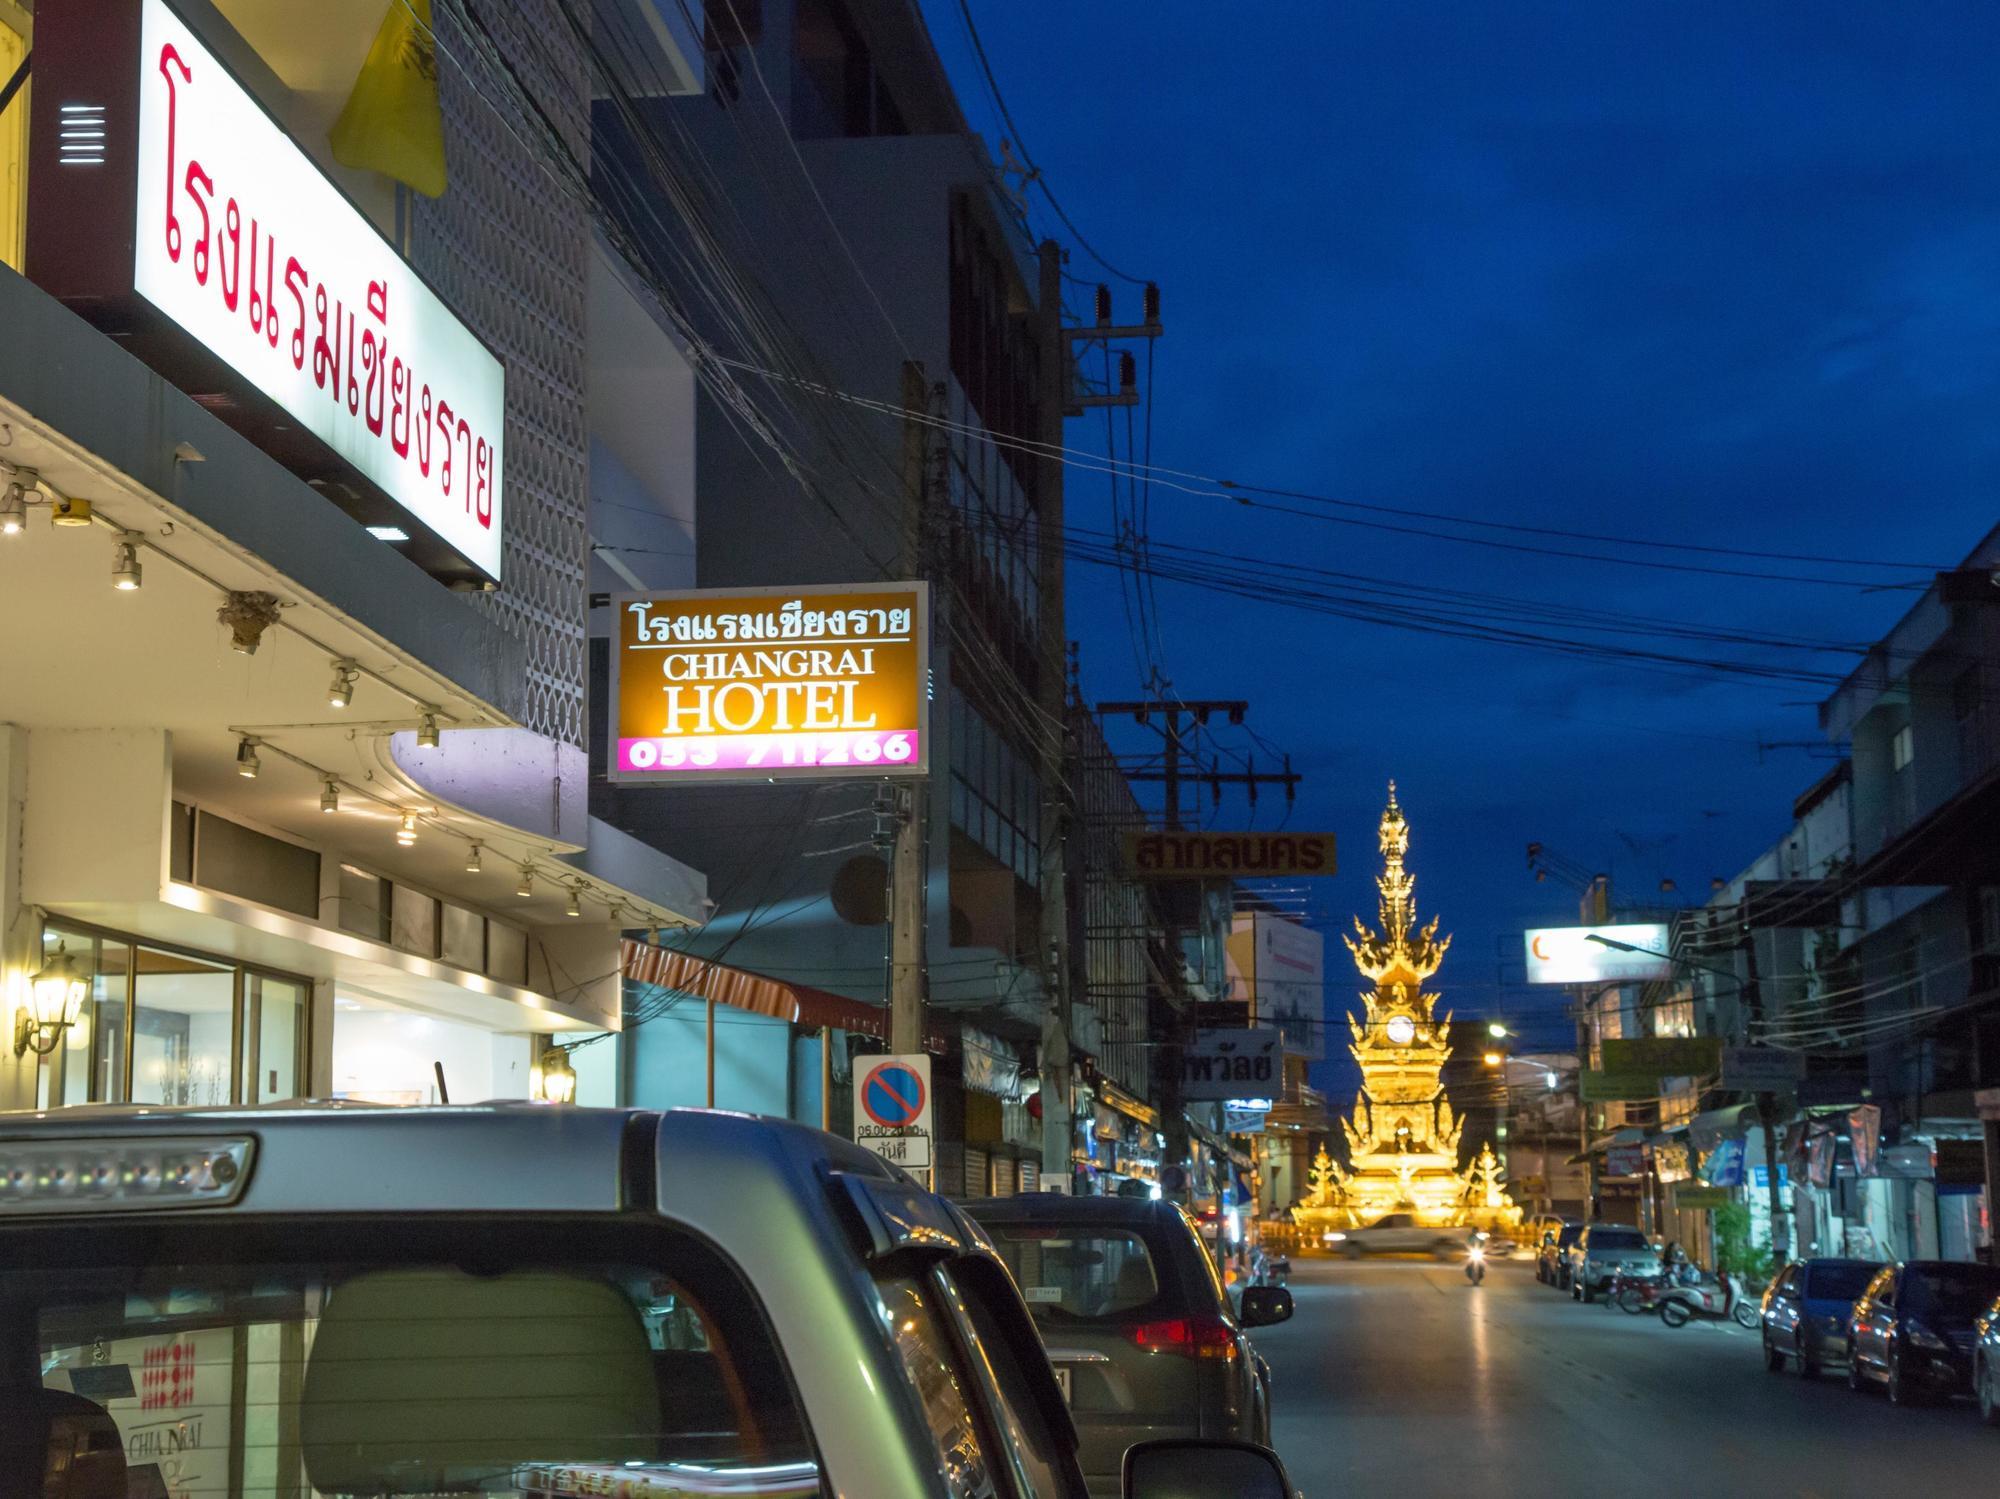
[413,0,591,746]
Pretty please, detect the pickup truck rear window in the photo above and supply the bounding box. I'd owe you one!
[3,1219,824,1499]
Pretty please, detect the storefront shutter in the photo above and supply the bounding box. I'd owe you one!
[992,1156,1017,1198]
[962,1147,991,1200]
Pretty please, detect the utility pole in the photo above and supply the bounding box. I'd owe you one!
[1095,700,1300,829]
[888,360,932,1062]
[1739,925,1789,1266]
[1037,241,1075,1191]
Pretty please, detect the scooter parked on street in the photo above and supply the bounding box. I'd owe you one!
[1659,1267,1759,1329]
[1603,1265,1666,1313]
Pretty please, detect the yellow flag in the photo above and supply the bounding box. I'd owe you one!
[329,0,447,199]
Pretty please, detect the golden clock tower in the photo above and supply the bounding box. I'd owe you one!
[1328,784,1480,1225]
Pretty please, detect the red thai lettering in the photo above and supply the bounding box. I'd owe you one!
[312,287,339,394]
[416,385,434,476]
[453,417,472,510]
[284,257,308,369]
[362,331,386,436]
[158,45,191,262]
[475,439,493,527]
[390,358,411,456]
[219,200,242,312]
[186,162,213,284]
[344,308,360,415]
[248,222,277,348]
[435,400,456,495]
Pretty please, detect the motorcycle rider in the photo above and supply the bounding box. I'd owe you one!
[1464,1228,1488,1285]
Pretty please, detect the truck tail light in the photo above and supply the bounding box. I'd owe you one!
[1128,1315,1237,1360]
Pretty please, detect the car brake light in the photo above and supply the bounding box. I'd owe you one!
[0,1137,253,1214]
[1128,1315,1237,1360]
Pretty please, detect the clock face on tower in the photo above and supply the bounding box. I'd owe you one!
[1385,1015,1417,1045]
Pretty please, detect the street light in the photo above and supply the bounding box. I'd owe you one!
[16,942,88,1057]
[1482,1051,1504,1068]
[1487,1021,1508,1039]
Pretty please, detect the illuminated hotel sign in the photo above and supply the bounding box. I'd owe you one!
[610,584,929,782]
[26,0,506,583]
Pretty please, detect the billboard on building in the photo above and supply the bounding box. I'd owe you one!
[1522,924,1673,984]
[609,583,929,783]
[27,0,507,583]
[1122,831,1336,879]
[1225,912,1325,1061]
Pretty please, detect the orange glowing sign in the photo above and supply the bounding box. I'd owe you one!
[608,583,929,783]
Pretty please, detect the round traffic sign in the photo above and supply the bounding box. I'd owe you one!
[862,1061,927,1129]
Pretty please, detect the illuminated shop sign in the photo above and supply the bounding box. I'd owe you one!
[610,584,929,782]
[1521,924,1672,984]
[27,0,506,583]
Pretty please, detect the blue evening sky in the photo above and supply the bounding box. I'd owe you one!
[925,1,2000,1096]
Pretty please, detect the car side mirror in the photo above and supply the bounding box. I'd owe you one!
[1124,1439,1292,1499]
[1239,1286,1294,1328]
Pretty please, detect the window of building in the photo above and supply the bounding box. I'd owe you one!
[0,1,27,272]
[38,922,309,1107]
[194,809,322,918]
[1891,722,1914,771]
[337,863,392,941]
[792,0,906,139]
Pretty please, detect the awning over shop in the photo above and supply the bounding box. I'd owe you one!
[1091,1075,1162,1131]
[619,939,947,1052]
[1567,1126,1644,1165]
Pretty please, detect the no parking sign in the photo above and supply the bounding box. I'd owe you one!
[855,1055,933,1170]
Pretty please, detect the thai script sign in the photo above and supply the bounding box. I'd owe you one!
[1670,1184,1732,1210]
[1604,1143,1646,1177]
[1579,1068,1660,1102]
[1601,1036,1722,1077]
[1720,1045,1806,1091]
[610,584,929,782]
[855,1055,933,1171]
[1181,1026,1282,1101]
[1522,924,1673,984]
[1123,831,1336,879]
[28,0,506,582]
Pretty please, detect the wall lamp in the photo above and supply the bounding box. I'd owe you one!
[531,1046,577,1105]
[16,942,88,1057]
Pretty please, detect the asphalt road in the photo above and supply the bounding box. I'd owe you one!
[1253,1256,1996,1498]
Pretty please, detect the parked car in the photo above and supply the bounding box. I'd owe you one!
[966,1194,1294,1498]
[1322,1210,1466,1259]
[1975,1294,2000,1426]
[1539,1221,1584,1286]
[1760,1257,1881,1378]
[0,1105,1294,1499]
[1567,1223,1659,1302]
[1847,1260,2000,1405]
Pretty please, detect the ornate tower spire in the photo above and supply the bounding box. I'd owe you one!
[1344,782,1451,986]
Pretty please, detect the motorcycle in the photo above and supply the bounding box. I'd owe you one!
[1659,1268,1759,1329]
[1602,1266,1664,1312]
[1613,1271,1673,1315]
[1465,1236,1487,1286]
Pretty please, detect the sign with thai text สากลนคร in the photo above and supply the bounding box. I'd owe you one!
[610,584,930,783]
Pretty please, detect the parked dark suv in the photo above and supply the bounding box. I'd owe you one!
[1847,1260,2000,1405]
[966,1195,1293,1498]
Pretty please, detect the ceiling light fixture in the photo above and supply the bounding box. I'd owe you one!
[564,885,582,918]
[516,865,535,899]
[0,479,25,536]
[365,525,410,542]
[396,810,419,847]
[110,536,143,591]
[320,780,340,815]
[235,737,261,779]
[416,713,440,749]
[327,659,358,709]
[465,842,482,873]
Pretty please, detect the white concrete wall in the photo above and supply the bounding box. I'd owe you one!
[22,729,172,907]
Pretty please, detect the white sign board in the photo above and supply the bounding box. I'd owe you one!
[1182,1026,1282,1101]
[135,0,506,577]
[855,1054,933,1170]
[1523,924,1673,984]
[1722,1046,1807,1091]
[1223,1105,1269,1135]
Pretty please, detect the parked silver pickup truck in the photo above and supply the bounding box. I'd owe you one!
[0,1105,1293,1499]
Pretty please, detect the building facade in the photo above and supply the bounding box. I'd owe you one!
[0,0,704,1118]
